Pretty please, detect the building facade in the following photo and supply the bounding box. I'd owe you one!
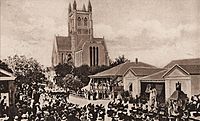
[163,64,200,100]
[52,0,109,67]
[87,58,200,101]
[0,68,16,106]
[139,58,200,102]
[88,60,163,99]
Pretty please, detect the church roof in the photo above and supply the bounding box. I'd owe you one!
[89,61,158,78]
[164,58,200,69]
[55,36,71,51]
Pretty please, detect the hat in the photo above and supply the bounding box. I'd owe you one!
[14,116,19,119]
[114,114,119,118]
[89,113,93,118]
[62,116,67,120]
[118,111,122,113]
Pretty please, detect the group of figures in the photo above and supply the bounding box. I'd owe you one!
[0,81,200,121]
[77,89,110,100]
[106,95,200,121]
[0,83,108,121]
[0,96,7,117]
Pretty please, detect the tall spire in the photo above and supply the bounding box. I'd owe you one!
[73,0,77,10]
[69,3,72,13]
[82,4,86,11]
[88,0,92,12]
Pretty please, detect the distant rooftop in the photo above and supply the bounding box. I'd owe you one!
[90,61,159,78]
[164,58,200,69]
[179,65,200,75]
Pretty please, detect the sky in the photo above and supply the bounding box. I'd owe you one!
[1,0,200,67]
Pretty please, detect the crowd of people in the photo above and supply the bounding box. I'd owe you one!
[12,93,106,121]
[106,97,166,121]
[0,82,200,121]
[0,83,107,121]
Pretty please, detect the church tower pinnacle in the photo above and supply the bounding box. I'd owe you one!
[73,0,77,10]
[88,0,92,12]
[68,3,72,13]
[82,4,86,11]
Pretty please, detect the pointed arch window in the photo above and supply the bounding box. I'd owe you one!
[96,47,99,66]
[90,47,92,66]
[61,53,64,64]
[78,17,81,26]
[93,47,96,66]
[84,17,87,26]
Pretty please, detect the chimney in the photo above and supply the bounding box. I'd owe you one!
[135,58,138,64]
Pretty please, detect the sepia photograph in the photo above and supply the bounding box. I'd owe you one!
[0,0,200,120]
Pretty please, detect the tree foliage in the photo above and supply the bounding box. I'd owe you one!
[4,55,46,86]
[53,55,129,89]
[54,63,73,77]
[55,74,84,91]
[74,65,90,85]
[110,55,128,67]
[0,60,12,73]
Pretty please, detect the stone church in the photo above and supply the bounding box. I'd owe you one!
[52,0,109,67]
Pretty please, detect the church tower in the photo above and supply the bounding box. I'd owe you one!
[52,0,109,67]
[68,0,93,52]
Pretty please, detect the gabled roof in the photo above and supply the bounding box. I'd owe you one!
[163,64,200,77]
[179,65,200,75]
[164,58,200,69]
[129,68,164,76]
[0,68,16,81]
[55,36,71,51]
[89,61,157,78]
[89,63,123,78]
[140,70,167,81]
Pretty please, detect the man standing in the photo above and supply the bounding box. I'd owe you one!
[0,96,6,117]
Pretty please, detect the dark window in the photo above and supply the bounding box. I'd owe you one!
[61,53,63,64]
[93,47,95,66]
[78,17,81,26]
[78,29,81,34]
[0,81,8,93]
[90,47,92,66]
[84,17,87,26]
[96,47,99,66]
[83,29,88,34]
